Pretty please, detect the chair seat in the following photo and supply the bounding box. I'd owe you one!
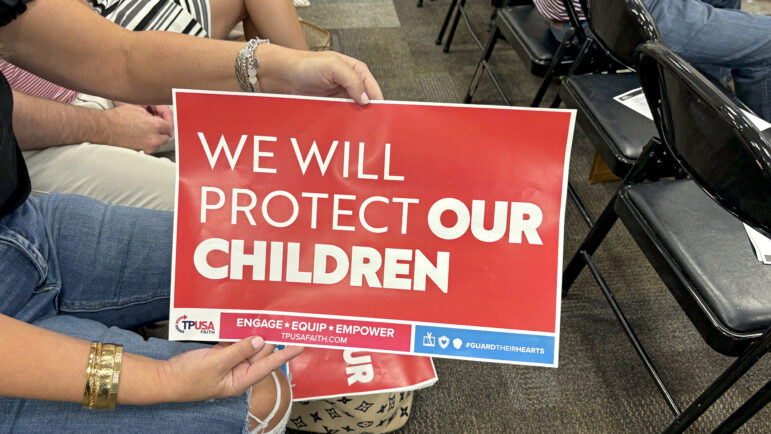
[619,179,771,352]
[561,73,658,176]
[498,5,565,76]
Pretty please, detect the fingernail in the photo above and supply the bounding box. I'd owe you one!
[360,92,370,105]
[251,336,264,350]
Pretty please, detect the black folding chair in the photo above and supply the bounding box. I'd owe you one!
[435,0,507,54]
[555,0,659,177]
[463,1,587,107]
[564,41,771,432]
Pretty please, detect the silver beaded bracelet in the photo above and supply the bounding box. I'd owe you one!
[235,37,270,92]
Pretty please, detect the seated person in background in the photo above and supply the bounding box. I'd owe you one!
[0,0,380,432]
[86,0,309,50]
[533,0,771,122]
[10,89,176,208]
[3,0,308,211]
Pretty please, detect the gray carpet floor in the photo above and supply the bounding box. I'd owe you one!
[295,1,771,433]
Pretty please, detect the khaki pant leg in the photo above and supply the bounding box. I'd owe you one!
[23,92,176,211]
[289,391,414,433]
[24,144,176,211]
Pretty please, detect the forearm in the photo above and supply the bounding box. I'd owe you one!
[122,30,243,103]
[0,0,380,106]
[0,314,170,405]
[12,90,111,150]
[0,0,243,105]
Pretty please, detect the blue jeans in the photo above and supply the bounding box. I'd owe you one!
[645,0,771,122]
[550,0,771,121]
[0,195,250,433]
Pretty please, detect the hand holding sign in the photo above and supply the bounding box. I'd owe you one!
[255,45,383,105]
[160,336,303,402]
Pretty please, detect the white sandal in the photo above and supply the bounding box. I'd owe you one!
[247,371,292,434]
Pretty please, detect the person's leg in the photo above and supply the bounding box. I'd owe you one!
[243,0,308,50]
[644,0,771,120]
[0,195,171,328]
[548,20,588,44]
[23,90,176,211]
[700,0,741,9]
[23,144,176,211]
[0,198,290,432]
[37,194,174,329]
[248,368,292,432]
[209,0,308,50]
[208,0,250,39]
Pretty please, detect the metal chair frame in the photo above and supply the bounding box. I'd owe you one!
[563,42,771,433]
[435,0,505,53]
[464,0,589,107]
[553,0,661,179]
[461,2,595,228]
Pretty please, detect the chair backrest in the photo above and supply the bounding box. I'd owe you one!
[582,0,662,69]
[636,42,771,238]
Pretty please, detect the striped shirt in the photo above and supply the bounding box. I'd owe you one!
[88,0,210,37]
[0,62,77,103]
[533,0,586,22]
[1,0,210,104]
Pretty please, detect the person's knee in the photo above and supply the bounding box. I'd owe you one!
[248,369,291,433]
[208,0,249,39]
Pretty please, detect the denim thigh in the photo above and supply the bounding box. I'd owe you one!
[644,0,770,66]
[644,0,771,119]
[0,195,172,328]
[0,196,251,432]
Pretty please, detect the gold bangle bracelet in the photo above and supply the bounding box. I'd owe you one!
[88,342,102,410]
[81,342,98,408]
[107,344,123,410]
[82,342,123,410]
[94,344,116,410]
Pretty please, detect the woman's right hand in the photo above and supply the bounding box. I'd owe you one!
[160,336,303,402]
[256,44,383,105]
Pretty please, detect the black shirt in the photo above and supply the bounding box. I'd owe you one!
[0,0,31,217]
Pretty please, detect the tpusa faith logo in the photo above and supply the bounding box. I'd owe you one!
[175,315,216,335]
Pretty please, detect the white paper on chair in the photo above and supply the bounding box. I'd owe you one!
[740,109,771,132]
[613,88,771,132]
[613,87,654,120]
[744,223,771,265]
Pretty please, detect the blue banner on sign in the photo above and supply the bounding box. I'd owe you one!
[414,325,555,365]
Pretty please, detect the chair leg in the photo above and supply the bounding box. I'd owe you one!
[563,137,664,295]
[530,27,576,107]
[663,328,771,434]
[544,36,593,108]
[562,196,618,295]
[443,0,467,53]
[550,94,562,108]
[457,2,486,51]
[464,26,500,104]
[713,379,771,434]
[487,6,498,33]
[564,37,594,77]
[417,0,423,7]
[582,250,682,416]
[435,0,458,45]
[567,183,593,228]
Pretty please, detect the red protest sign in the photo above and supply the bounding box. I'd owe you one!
[170,91,575,366]
[290,348,437,401]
